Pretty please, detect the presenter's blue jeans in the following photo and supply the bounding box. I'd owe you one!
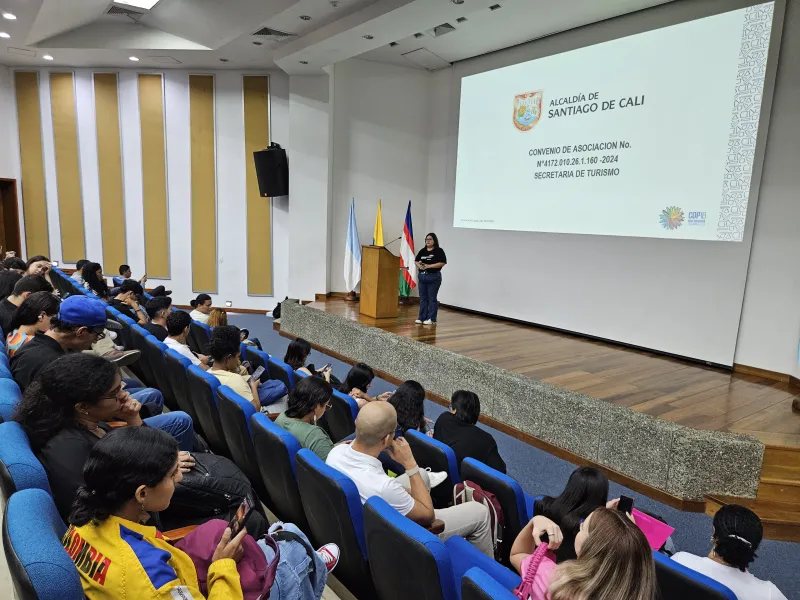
[418,271,442,322]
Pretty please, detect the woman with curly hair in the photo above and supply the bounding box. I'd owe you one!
[388,380,431,436]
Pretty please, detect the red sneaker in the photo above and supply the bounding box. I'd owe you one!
[316,543,340,573]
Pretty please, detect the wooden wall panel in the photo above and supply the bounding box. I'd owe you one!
[189,75,217,293]
[93,73,126,272]
[243,76,272,296]
[49,72,85,262]
[14,72,49,257]
[138,74,169,279]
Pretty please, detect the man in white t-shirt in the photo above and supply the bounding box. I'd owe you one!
[671,552,786,600]
[326,402,493,556]
[164,310,209,370]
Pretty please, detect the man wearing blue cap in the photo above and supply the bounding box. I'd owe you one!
[11,296,164,416]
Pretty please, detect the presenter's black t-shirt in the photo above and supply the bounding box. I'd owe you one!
[415,247,447,274]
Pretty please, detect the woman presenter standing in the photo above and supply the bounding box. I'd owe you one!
[415,233,447,325]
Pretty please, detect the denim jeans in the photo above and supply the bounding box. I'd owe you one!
[258,522,328,600]
[418,271,442,322]
[121,377,164,415]
[143,411,194,451]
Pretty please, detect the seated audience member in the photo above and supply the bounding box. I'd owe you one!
[6,291,60,357]
[25,255,57,292]
[510,507,655,600]
[64,427,244,599]
[13,353,195,519]
[114,263,147,287]
[81,261,110,299]
[109,279,149,324]
[189,293,212,323]
[71,259,89,284]
[339,362,393,408]
[240,327,262,351]
[433,390,507,474]
[672,504,788,600]
[207,325,286,413]
[276,376,336,461]
[0,269,22,300]
[164,310,209,369]
[142,296,171,341]
[389,380,431,436]
[326,401,494,556]
[284,337,334,383]
[531,466,611,562]
[207,307,228,328]
[0,274,54,336]
[2,256,27,273]
[10,296,164,413]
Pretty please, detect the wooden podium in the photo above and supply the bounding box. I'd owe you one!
[360,245,400,318]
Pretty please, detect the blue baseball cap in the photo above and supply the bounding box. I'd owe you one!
[57,296,122,330]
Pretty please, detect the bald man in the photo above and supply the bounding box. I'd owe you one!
[326,402,493,556]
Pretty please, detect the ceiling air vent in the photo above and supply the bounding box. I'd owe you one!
[425,22,456,38]
[252,27,296,40]
[106,5,146,20]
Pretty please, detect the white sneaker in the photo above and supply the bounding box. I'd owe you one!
[316,543,340,572]
[423,320,434,325]
[415,319,423,324]
[425,468,449,488]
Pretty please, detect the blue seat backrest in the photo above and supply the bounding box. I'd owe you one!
[0,378,23,421]
[406,429,461,507]
[0,421,51,501]
[216,386,264,499]
[462,567,519,600]
[112,276,125,287]
[324,389,359,443]
[244,346,270,383]
[364,496,457,600]
[444,536,520,591]
[163,348,201,427]
[653,552,737,600]
[186,365,228,456]
[268,356,295,390]
[2,488,83,600]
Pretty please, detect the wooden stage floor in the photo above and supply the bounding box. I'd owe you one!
[309,299,800,448]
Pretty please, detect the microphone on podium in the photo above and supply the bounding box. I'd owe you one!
[384,236,402,247]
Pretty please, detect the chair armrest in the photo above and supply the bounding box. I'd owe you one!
[163,524,198,543]
[268,413,279,421]
[427,519,445,535]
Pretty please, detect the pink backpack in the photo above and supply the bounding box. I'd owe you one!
[453,480,504,559]
[176,519,279,600]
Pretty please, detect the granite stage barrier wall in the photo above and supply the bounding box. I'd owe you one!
[280,301,763,501]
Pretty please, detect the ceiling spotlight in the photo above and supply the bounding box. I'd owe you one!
[129,56,139,61]
[330,0,339,6]
[2,12,16,20]
[43,55,54,61]
[363,34,374,40]
[0,32,9,39]
[299,60,308,64]
[299,15,311,20]
[219,58,229,62]
[451,0,465,3]
[253,40,263,46]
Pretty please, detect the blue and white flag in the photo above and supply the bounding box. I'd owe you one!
[344,198,362,292]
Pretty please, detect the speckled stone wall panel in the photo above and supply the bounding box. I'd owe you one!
[537,388,607,461]
[279,301,302,336]
[598,406,680,490]
[413,345,459,399]
[666,428,763,500]
[449,356,499,419]
[493,371,546,439]
[381,335,424,383]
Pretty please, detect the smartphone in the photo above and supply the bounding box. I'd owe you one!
[618,495,634,514]
[228,496,254,537]
[321,363,332,371]
[248,365,265,383]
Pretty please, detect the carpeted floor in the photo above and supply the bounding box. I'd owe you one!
[231,313,800,598]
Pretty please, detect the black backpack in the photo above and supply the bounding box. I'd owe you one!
[161,452,266,537]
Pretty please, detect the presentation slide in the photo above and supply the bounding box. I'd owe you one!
[453,3,774,242]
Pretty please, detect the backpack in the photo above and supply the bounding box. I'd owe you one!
[453,480,504,559]
[161,452,267,538]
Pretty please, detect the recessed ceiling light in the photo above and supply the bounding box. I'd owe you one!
[129,56,139,61]
[299,60,308,64]
[299,15,311,20]
[253,41,263,46]
[114,0,162,9]
[0,32,9,39]
[389,42,398,47]
[451,0,465,3]
[219,58,229,62]
[489,3,502,10]
[2,12,16,20]
[43,55,54,61]
[362,34,374,40]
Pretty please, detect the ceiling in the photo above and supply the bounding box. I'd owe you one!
[0,0,674,72]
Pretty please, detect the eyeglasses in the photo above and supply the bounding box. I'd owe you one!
[89,327,106,339]
[101,381,127,401]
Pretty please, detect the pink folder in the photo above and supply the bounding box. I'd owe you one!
[632,508,675,550]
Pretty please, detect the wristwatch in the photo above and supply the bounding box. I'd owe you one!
[405,465,420,477]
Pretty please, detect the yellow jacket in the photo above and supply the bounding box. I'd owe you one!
[62,515,243,599]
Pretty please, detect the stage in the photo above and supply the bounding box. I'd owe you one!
[309,298,800,449]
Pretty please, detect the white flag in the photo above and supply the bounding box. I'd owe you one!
[344,198,361,292]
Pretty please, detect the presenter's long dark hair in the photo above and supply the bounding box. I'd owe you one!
[425,232,440,248]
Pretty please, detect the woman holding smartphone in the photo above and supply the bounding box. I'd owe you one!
[415,233,447,325]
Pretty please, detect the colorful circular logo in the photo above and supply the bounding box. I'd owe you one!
[659,206,684,230]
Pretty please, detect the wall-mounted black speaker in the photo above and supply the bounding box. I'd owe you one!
[253,143,289,197]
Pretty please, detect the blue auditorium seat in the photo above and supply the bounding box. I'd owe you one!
[460,457,538,564]
[217,385,267,502]
[268,356,295,391]
[163,348,202,429]
[0,422,51,506]
[130,325,158,387]
[445,535,520,592]
[295,449,377,600]
[2,488,83,600]
[143,337,178,410]
[406,429,461,507]
[250,413,309,532]
[188,320,211,355]
[324,389,359,443]
[244,346,271,382]
[186,365,229,456]
[654,552,737,600]
[0,378,23,421]
[461,568,519,600]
